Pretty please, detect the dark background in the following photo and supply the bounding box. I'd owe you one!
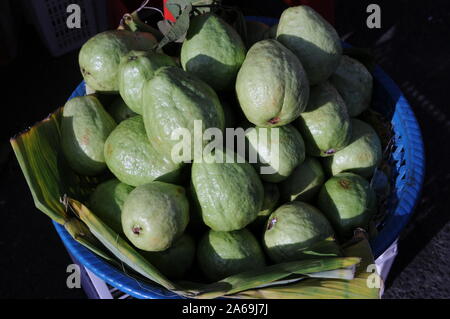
[1,0,449,298]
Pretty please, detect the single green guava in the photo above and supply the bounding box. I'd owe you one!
[88,179,133,234]
[104,116,182,187]
[330,55,373,117]
[317,172,376,238]
[245,124,306,183]
[197,229,266,282]
[121,181,189,251]
[191,149,264,231]
[297,82,352,157]
[141,234,195,279]
[181,13,246,91]
[236,39,310,127]
[107,97,137,123]
[142,66,225,163]
[323,119,382,177]
[61,95,117,176]
[279,156,325,202]
[118,50,176,114]
[79,30,156,93]
[276,5,342,85]
[263,201,337,263]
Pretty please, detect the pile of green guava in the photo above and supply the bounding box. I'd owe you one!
[60,4,387,282]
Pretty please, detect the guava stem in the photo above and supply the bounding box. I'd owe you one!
[268,117,280,125]
[339,179,351,189]
[123,13,139,32]
[267,217,277,230]
[132,226,142,235]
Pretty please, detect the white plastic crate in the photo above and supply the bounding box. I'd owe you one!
[22,0,108,56]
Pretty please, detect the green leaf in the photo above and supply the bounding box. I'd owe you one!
[64,216,117,263]
[233,277,377,299]
[167,0,216,17]
[232,236,380,299]
[295,236,343,259]
[157,3,192,50]
[166,0,189,18]
[11,111,66,224]
[10,109,100,224]
[189,257,360,298]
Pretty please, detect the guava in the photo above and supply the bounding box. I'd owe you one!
[61,95,117,176]
[181,13,246,91]
[245,20,269,49]
[107,97,137,123]
[330,55,373,117]
[263,201,337,263]
[141,234,195,279]
[142,66,225,163]
[104,116,182,187]
[236,39,309,127]
[88,179,133,234]
[279,156,325,202]
[317,172,376,238]
[118,50,176,114]
[197,229,266,282]
[245,124,305,183]
[296,82,352,157]
[323,119,382,177]
[191,149,264,231]
[276,5,342,85]
[79,30,156,93]
[121,181,189,251]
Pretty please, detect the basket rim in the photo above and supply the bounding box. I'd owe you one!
[54,16,425,298]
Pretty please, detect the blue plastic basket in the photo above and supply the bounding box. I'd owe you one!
[53,17,425,299]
